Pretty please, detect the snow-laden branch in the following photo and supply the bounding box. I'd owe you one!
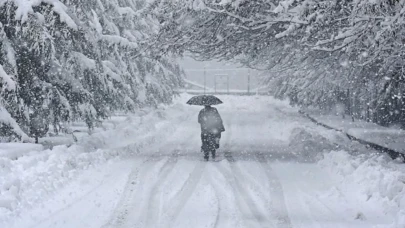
[102,35,139,49]
[0,104,31,141]
[0,64,16,91]
[11,0,77,29]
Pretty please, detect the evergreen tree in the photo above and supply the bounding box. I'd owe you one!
[0,0,184,142]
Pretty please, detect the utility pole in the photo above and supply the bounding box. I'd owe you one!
[203,66,206,94]
[214,74,228,94]
[184,70,187,93]
[227,75,230,95]
[256,72,259,96]
[214,74,217,93]
[247,69,250,95]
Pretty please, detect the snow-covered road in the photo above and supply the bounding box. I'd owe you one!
[3,95,400,228]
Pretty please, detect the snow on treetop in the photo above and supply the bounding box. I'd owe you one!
[118,7,137,16]
[10,0,77,30]
[72,52,96,70]
[102,35,139,49]
[102,61,123,83]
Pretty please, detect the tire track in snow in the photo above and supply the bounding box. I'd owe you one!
[221,103,234,155]
[255,153,293,228]
[217,153,276,228]
[102,158,154,228]
[163,161,206,228]
[102,170,139,228]
[205,163,245,228]
[209,106,249,228]
[144,153,179,228]
[102,154,178,228]
[104,109,198,228]
[221,99,291,227]
[208,175,228,228]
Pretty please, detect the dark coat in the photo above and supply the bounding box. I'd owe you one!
[198,106,225,134]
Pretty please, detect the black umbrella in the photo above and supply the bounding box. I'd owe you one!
[186,95,223,106]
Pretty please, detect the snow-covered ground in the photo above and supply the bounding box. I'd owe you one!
[38,115,130,149]
[1,94,404,228]
[305,111,405,155]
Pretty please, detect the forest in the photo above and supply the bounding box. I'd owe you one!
[154,0,405,127]
[0,0,183,142]
[1,0,405,142]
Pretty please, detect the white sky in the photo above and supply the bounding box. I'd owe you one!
[178,56,261,91]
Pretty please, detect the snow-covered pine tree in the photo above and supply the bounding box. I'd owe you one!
[0,0,184,141]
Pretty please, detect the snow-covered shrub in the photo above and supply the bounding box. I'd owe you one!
[319,151,405,228]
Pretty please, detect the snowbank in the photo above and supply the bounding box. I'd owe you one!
[306,112,405,155]
[0,96,193,225]
[318,151,405,228]
[0,143,43,159]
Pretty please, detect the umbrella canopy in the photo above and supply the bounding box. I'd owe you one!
[186,95,223,106]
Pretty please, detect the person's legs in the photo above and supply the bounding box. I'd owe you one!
[204,151,209,161]
[201,133,209,160]
[207,133,216,160]
[215,133,221,149]
[202,133,218,161]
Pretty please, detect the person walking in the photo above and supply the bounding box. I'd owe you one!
[198,105,225,161]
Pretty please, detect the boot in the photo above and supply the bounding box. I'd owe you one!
[204,150,209,161]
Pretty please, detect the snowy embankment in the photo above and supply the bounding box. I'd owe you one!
[300,110,405,227]
[0,95,193,225]
[318,151,405,227]
[303,111,405,156]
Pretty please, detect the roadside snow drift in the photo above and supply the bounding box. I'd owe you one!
[1,94,404,228]
[0,96,193,225]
